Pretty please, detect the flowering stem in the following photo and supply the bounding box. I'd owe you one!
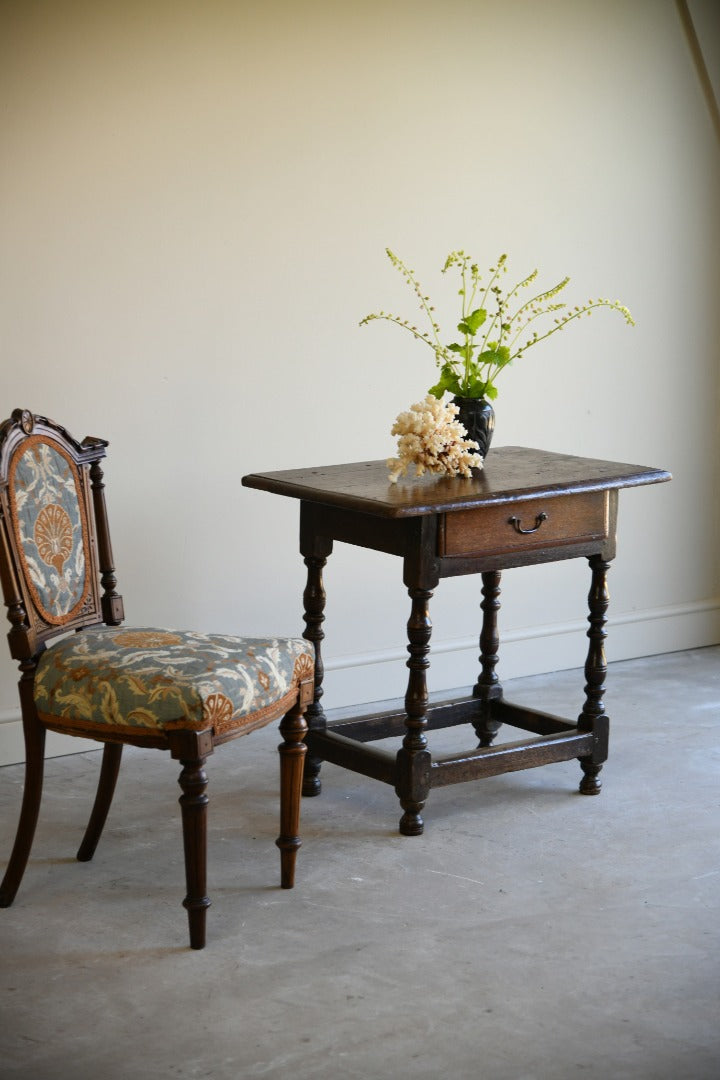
[513,300,634,356]
[360,249,634,401]
[386,248,443,351]
[510,277,570,324]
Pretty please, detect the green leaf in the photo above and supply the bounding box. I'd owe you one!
[449,341,474,363]
[457,308,486,337]
[466,307,487,333]
[457,369,490,397]
[477,346,511,371]
[428,364,462,398]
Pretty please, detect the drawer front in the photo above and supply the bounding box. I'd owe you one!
[439,491,609,559]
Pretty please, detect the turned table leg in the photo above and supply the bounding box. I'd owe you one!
[472,570,504,747]
[578,554,611,795]
[301,545,331,796]
[395,586,433,835]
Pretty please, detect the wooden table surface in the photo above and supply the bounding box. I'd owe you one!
[242,446,671,518]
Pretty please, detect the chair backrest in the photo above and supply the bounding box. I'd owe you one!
[0,409,124,662]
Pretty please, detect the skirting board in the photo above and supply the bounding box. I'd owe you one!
[0,598,718,767]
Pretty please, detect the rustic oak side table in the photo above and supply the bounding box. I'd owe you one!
[243,448,670,835]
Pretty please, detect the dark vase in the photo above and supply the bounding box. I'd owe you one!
[452,396,495,459]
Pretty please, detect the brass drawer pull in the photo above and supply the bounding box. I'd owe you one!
[508,511,548,535]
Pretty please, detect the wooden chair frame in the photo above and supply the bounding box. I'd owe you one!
[0,409,312,948]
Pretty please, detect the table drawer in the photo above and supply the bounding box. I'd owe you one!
[439,491,609,559]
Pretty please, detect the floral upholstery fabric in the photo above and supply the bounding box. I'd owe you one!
[35,627,314,739]
[8,436,90,625]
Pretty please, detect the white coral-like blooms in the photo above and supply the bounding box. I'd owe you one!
[387,395,481,483]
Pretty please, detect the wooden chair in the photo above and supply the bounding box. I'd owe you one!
[0,409,313,949]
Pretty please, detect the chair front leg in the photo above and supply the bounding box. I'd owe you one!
[169,729,214,950]
[276,686,310,889]
[77,742,123,862]
[0,672,46,908]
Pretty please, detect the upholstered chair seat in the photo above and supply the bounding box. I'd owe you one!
[35,627,313,743]
[0,409,314,949]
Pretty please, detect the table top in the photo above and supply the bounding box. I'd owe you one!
[242,446,671,519]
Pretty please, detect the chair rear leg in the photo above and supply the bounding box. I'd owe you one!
[77,743,123,862]
[0,701,46,908]
[276,695,309,889]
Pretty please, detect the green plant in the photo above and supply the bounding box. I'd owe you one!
[360,249,634,400]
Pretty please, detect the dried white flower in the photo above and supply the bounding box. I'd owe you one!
[387,395,481,483]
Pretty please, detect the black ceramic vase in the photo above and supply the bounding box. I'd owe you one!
[452,396,495,459]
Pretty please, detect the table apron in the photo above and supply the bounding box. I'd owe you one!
[300,493,618,574]
[300,501,409,557]
[437,536,616,575]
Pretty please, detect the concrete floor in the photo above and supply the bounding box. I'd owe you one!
[0,646,718,1080]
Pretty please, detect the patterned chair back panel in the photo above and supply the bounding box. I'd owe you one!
[8,435,92,626]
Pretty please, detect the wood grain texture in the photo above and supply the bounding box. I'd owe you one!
[242,447,671,519]
[244,447,671,834]
[440,490,608,559]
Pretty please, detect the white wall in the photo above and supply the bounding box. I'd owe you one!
[1,0,718,763]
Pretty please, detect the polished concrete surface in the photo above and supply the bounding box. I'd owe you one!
[0,647,718,1080]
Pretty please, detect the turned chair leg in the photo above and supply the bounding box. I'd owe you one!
[77,743,123,862]
[169,730,213,950]
[276,697,308,889]
[0,703,46,908]
[178,757,211,950]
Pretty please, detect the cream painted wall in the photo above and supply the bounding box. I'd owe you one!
[1,0,719,762]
